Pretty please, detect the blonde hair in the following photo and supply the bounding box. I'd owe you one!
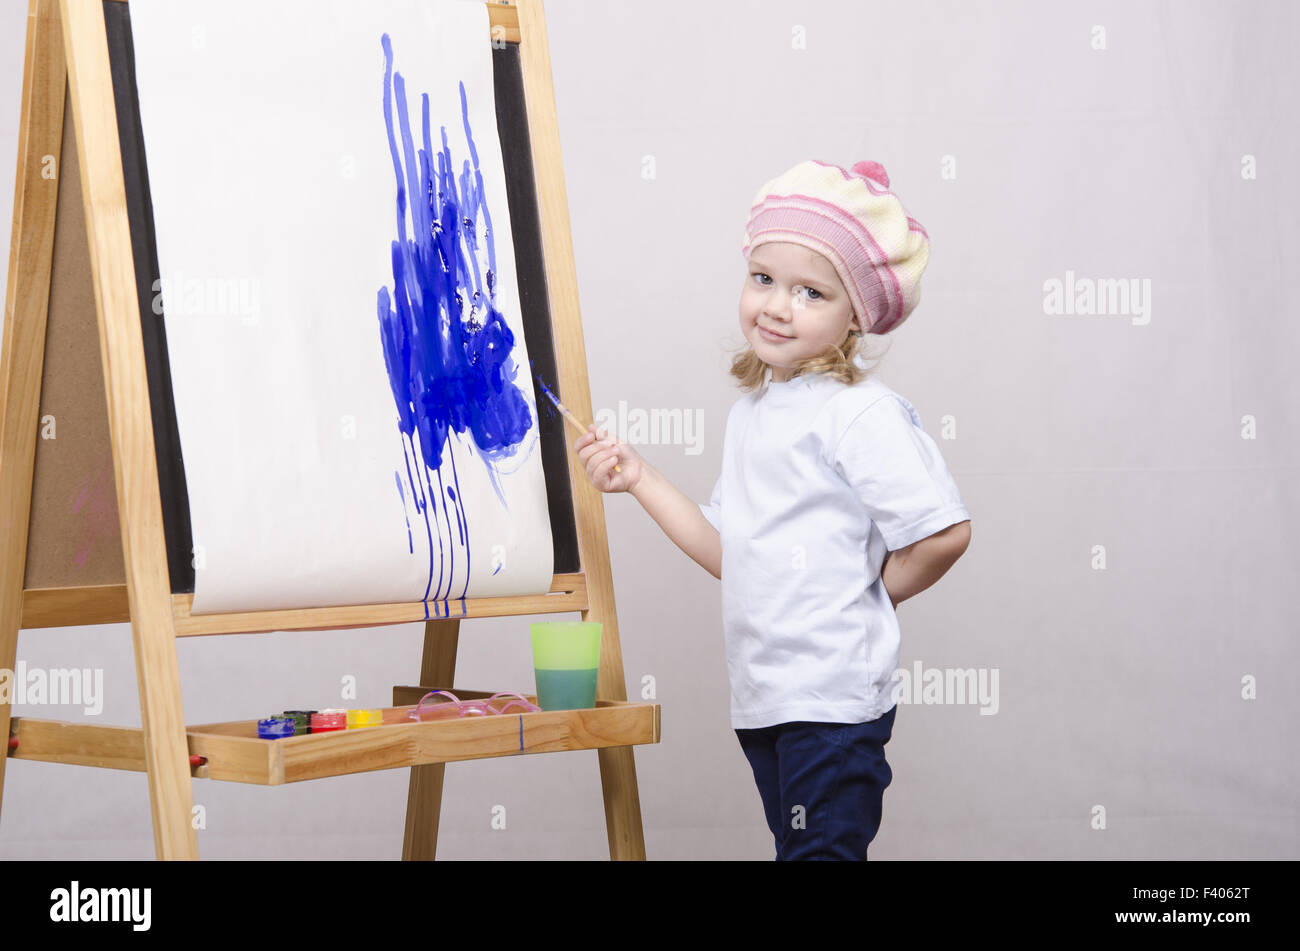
[728,325,892,392]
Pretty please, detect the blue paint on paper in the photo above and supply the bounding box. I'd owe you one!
[377,34,531,611]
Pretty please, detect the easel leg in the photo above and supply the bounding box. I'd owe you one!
[596,746,648,860]
[57,0,198,859]
[127,619,197,859]
[401,617,460,860]
[591,630,648,860]
[0,0,67,829]
[0,617,16,824]
[0,623,15,826]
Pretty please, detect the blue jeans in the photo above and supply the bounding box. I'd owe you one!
[735,705,897,860]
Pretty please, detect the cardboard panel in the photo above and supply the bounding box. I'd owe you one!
[24,91,125,589]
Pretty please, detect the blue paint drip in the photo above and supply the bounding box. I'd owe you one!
[403,429,437,602]
[377,34,532,605]
[394,470,414,553]
[435,467,453,600]
[448,450,471,599]
[447,485,465,546]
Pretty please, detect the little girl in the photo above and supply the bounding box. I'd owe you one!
[575,159,972,860]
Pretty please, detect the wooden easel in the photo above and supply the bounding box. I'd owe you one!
[0,0,656,860]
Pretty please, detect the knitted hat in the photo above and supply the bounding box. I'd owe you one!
[741,159,930,335]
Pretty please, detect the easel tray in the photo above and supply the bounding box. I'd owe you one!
[7,686,660,786]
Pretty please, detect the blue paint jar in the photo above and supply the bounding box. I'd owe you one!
[257,716,295,740]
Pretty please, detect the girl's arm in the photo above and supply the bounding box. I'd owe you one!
[628,460,722,581]
[881,520,971,608]
[574,425,722,580]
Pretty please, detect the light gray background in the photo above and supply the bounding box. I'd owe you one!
[1,0,1295,860]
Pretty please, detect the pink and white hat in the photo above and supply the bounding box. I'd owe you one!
[741,159,930,335]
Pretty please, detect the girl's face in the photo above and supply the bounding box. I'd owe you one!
[739,242,860,382]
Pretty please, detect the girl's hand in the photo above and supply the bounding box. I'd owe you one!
[575,424,644,494]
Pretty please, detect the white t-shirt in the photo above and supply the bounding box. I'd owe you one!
[699,371,971,730]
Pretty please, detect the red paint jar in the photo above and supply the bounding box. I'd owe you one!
[310,709,347,733]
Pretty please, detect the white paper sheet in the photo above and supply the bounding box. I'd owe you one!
[127,0,554,614]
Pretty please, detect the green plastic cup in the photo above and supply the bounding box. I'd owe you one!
[530,622,601,710]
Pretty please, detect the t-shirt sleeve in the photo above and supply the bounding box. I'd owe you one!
[832,395,971,551]
[699,473,722,532]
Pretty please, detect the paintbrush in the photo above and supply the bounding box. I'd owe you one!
[536,376,621,473]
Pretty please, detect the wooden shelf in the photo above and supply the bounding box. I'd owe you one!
[6,685,659,786]
[19,573,590,634]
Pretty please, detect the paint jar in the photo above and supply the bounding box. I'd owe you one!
[281,710,316,735]
[257,717,295,740]
[529,622,601,710]
[311,709,347,733]
[347,708,383,729]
